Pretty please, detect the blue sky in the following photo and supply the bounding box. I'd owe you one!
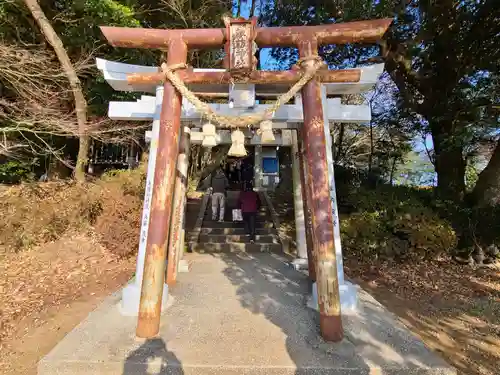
[233,0,275,69]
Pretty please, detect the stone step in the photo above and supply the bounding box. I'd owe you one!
[207,206,268,211]
[189,242,281,253]
[203,211,272,221]
[204,218,270,225]
[198,227,277,235]
[204,210,269,218]
[202,220,274,229]
[198,234,280,244]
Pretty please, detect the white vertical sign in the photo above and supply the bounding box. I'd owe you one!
[321,86,345,285]
[291,129,308,260]
[135,85,164,286]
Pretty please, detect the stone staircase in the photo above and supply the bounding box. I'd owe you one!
[188,191,282,253]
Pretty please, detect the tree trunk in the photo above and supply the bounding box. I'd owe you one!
[23,0,88,182]
[389,156,397,185]
[368,119,374,173]
[335,123,345,163]
[469,139,500,207]
[236,0,242,17]
[250,0,257,17]
[431,123,466,201]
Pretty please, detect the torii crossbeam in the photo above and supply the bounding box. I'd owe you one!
[100,17,391,342]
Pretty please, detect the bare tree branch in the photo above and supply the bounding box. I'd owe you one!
[23,0,89,181]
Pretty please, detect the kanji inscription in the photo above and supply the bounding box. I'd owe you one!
[224,18,257,73]
[230,22,252,70]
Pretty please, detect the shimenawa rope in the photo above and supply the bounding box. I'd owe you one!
[160,56,324,129]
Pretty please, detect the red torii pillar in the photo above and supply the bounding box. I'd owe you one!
[299,39,342,340]
[100,17,391,341]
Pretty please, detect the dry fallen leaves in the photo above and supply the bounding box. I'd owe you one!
[0,234,133,357]
[345,257,500,375]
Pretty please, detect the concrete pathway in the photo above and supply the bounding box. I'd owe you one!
[39,253,455,374]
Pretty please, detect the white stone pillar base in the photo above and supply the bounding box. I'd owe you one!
[119,281,169,317]
[290,258,309,270]
[178,259,190,273]
[307,281,359,314]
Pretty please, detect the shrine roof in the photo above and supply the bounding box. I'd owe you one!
[96,58,383,96]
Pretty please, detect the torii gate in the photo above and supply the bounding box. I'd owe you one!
[99,17,392,342]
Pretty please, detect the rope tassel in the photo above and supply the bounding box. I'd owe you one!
[228,130,246,157]
[202,122,217,147]
[258,120,275,143]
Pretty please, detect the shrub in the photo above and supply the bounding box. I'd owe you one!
[434,202,500,253]
[0,181,100,253]
[340,185,457,261]
[93,166,145,258]
[0,161,35,184]
[0,165,146,258]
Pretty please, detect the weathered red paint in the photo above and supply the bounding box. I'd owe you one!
[100,26,224,50]
[256,19,392,47]
[299,41,343,342]
[166,128,190,286]
[100,18,392,50]
[136,38,187,339]
[127,68,361,86]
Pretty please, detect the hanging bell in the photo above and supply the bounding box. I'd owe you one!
[259,120,275,143]
[227,129,247,157]
[202,122,217,147]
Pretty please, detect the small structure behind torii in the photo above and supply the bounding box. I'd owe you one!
[97,16,392,342]
[96,57,384,321]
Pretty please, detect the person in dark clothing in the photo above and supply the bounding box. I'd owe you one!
[228,160,240,184]
[210,168,229,221]
[241,160,253,184]
[238,181,260,243]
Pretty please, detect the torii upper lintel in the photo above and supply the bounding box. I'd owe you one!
[100,18,392,50]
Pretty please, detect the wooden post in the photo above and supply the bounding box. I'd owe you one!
[254,145,262,189]
[299,40,343,342]
[166,126,191,286]
[176,128,191,273]
[298,133,316,283]
[291,129,308,261]
[136,38,187,339]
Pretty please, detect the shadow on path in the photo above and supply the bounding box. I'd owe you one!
[216,252,453,373]
[217,252,367,372]
[346,257,500,375]
[123,338,184,375]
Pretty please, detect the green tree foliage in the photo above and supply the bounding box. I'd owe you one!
[383,0,500,201]
[0,160,35,184]
[394,151,435,187]
[327,74,413,184]
[337,172,457,261]
[260,0,399,68]
[341,196,457,262]
[259,0,500,205]
[0,0,230,174]
[465,159,479,192]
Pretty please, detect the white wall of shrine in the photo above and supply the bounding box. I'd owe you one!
[96,58,383,95]
[108,95,372,124]
[96,58,384,316]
